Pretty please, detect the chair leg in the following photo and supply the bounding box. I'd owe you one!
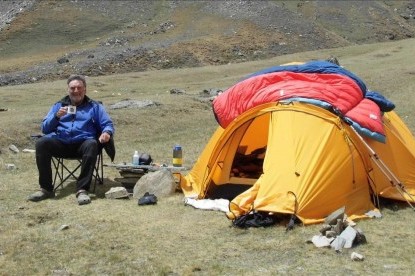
[92,152,104,192]
[53,157,81,192]
[52,158,62,187]
[53,152,105,193]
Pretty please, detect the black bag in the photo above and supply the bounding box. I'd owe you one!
[138,192,157,205]
[139,153,152,165]
[232,211,278,228]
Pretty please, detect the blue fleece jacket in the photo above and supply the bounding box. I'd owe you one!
[41,95,114,144]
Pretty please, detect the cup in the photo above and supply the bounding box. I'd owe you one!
[67,105,76,114]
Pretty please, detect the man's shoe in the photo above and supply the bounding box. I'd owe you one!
[76,190,91,205]
[28,189,55,202]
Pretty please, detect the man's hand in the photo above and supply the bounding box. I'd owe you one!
[99,132,111,144]
[55,106,68,119]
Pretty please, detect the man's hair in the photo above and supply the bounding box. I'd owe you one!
[67,75,87,87]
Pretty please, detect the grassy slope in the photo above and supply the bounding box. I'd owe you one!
[1,39,415,275]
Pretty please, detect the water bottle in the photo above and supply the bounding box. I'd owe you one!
[172,145,183,167]
[132,151,140,165]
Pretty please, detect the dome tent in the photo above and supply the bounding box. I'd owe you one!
[180,60,415,225]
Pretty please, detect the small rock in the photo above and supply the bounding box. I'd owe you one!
[59,225,70,231]
[333,218,344,235]
[9,144,19,153]
[325,230,337,238]
[351,252,364,261]
[345,218,356,227]
[354,227,367,245]
[22,148,35,153]
[201,88,222,97]
[170,88,185,94]
[311,235,333,248]
[105,187,129,199]
[5,163,16,170]
[365,209,382,218]
[319,224,331,235]
[57,57,69,64]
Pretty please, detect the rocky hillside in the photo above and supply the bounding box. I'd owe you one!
[0,0,414,86]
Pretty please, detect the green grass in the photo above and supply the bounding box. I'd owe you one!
[1,39,415,275]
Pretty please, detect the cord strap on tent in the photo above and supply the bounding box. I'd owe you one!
[343,127,382,209]
[286,191,298,231]
[350,127,415,210]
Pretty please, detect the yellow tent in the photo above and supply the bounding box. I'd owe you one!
[181,102,415,225]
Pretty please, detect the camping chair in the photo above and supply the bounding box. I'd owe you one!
[52,154,103,191]
[52,136,115,192]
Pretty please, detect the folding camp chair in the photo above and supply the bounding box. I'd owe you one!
[52,149,103,192]
[52,136,115,192]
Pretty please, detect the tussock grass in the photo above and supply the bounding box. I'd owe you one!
[1,39,415,275]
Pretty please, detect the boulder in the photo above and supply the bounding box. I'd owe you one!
[133,169,176,199]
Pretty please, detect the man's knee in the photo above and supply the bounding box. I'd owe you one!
[35,136,53,152]
[83,139,99,156]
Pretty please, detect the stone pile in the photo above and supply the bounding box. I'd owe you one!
[308,207,367,256]
[114,168,147,191]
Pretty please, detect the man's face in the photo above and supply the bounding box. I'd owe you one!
[68,79,86,106]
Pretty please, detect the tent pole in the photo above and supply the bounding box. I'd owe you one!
[350,128,415,211]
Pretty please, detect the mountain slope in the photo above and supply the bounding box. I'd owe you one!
[0,0,414,86]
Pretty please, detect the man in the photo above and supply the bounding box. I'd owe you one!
[28,75,115,205]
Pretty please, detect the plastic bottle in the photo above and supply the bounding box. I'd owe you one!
[132,151,140,165]
[172,145,183,167]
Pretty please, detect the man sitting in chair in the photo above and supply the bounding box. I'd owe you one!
[28,75,115,205]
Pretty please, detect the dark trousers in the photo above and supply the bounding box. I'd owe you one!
[35,137,98,192]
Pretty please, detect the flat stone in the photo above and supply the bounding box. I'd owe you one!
[331,236,346,252]
[311,235,333,248]
[325,206,345,225]
[105,187,129,199]
[339,226,357,248]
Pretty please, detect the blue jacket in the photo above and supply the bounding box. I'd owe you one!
[42,95,115,144]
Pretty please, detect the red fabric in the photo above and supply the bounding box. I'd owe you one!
[213,72,363,128]
[346,98,384,135]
